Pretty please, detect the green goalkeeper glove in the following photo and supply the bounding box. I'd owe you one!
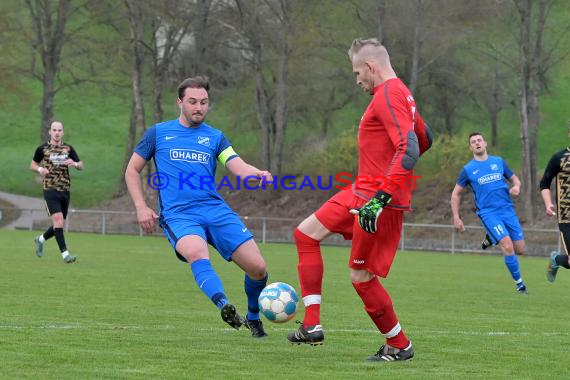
[350,190,392,233]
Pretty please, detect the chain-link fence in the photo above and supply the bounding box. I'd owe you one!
[1,207,561,256]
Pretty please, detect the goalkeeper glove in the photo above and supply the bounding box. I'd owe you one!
[350,190,392,233]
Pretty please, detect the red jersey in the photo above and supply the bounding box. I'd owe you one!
[355,78,428,210]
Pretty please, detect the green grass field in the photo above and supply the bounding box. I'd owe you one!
[1,230,568,379]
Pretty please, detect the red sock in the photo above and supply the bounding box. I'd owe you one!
[294,228,323,326]
[352,277,410,349]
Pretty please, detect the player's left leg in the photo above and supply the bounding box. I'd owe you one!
[206,205,268,337]
[59,192,77,263]
[351,269,414,362]
[232,240,269,338]
[503,214,528,293]
[350,208,412,361]
[498,236,527,293]
[481,213,526,293]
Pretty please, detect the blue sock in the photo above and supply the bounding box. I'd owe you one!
[190,259,228,309]
[503,255,523,285]
[244,273,268,321]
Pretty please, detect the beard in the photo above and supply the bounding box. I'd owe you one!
[183,111,205,126]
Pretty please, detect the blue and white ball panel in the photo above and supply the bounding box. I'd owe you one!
[258,282,298,323]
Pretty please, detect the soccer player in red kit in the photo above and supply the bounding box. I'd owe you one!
[287,38,432,362]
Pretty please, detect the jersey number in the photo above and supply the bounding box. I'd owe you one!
[493,225,504,235]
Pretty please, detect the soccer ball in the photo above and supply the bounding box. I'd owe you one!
[258,282,299,323]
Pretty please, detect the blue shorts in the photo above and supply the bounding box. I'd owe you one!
[159,201,254,262]
[479,209,525,245]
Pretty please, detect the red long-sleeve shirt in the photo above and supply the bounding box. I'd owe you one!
[355,78,425,210]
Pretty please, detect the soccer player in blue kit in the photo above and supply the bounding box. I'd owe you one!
[125,76,271,337]
[451,132,528,294]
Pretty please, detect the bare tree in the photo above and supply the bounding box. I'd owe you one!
[470,60,512,147]
[225,0,293,174]
[513,0,550,222]
[116,0,147,197]
[25,0,72,142]
[149,0,195,124]
[0,3,27,104]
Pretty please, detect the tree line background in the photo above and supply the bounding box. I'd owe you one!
[0,0,569,223]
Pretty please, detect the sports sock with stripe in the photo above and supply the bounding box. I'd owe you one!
[352,277,409,349]
[190,259,228,309]
[294,228,323,326]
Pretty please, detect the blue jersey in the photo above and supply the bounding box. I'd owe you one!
[134,119,238,217]
[456,156,515,215]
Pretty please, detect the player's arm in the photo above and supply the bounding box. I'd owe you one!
[540,152,562,216]
[502,159,520,196]
[64,146,83,170]
[507,174,521,196]
[30,159,49,176]
[541,189,556,216]
[376,87,418,192]
[216,139,272,184]
[63,155,84,170]
[30,146,48,176]
[225,156,272,184]
[125,153,158,233]
[451,168,470,232]
[451,184,466,232]
[126,126,158,233]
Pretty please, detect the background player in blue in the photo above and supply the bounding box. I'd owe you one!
[450,132,528,294]
[124,76,272,338]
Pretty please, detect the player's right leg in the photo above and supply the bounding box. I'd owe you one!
[288,190,356,345]
[548,223,570,282]
[35,195,56,257]
[547,251,561,282]
[352,271,413,362]
[231,240,269,338]
[287,215,330,345]
[34,226,53,257]
[174,234,244,329]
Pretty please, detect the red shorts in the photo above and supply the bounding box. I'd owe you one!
[314,189,404,278]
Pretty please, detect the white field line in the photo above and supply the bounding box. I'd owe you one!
[0,324,567,337]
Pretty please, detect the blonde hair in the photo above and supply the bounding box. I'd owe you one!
[348,38,383,59]
[350,38,391,67]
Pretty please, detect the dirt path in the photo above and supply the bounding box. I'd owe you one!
[0,191,49,230]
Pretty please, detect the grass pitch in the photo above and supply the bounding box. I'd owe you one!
[0,230,568,379]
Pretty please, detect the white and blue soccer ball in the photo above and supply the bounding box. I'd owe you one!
[258,282,299,323]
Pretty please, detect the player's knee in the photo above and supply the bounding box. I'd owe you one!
[499,240,514,253]
[247,261,267,280]
[52,214,64,227]
[294,227,320,246]
[181,251,207,263]
[514,242,526,255]
[350,269,374,283]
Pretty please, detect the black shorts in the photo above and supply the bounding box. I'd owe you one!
[559,223,570,255]
[43,190,70,219]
